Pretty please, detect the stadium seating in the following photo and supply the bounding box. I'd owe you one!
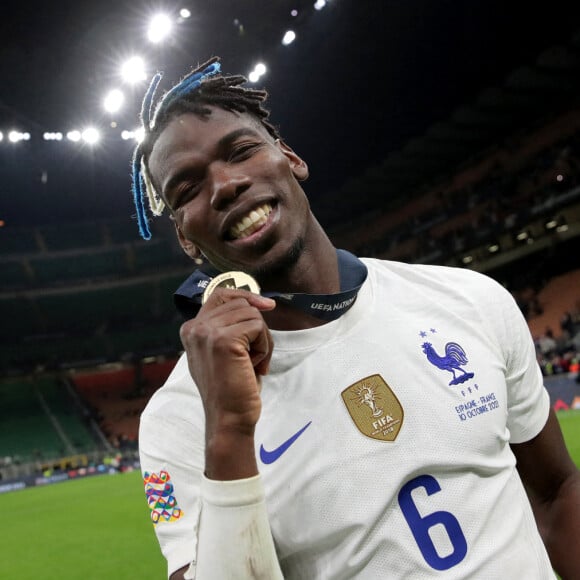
[0,376,96,462]
[528,269,580,339]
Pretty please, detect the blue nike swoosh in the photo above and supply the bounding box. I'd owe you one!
[259,421,312,464]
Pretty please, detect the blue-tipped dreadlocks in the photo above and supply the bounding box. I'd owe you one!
[130,57,280,240]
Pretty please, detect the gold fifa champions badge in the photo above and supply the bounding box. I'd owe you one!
[341,374,404,441]
[202,271,261,304]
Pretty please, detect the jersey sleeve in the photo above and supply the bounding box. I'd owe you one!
[490,280,550,444]
[139,357,283,579]
[139,411,205,577]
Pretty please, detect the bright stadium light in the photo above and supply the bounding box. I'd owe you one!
[121,128,145,143]
[82,127,100,144]
[282,30,296,46]
[9,130,25,143]
[148,13,173,43]
[121,56,147,83]
[179,8,191,19]
[67,130,82,142]
[314,0,327,10]
[104,89,125,113]
[0,132,3,142]
[135,127,145,143]
[248,62,267,83]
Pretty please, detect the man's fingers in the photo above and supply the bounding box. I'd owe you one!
[253,327,274,376]
[203,287,276,312]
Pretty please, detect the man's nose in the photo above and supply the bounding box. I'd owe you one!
[208,162,251,210]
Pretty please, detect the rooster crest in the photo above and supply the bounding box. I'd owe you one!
[421,341,475,386]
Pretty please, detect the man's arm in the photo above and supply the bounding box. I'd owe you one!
[171,288,283,579]
[512,408,580,579]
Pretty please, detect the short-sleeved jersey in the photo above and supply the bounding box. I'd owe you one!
[139,258,554,578]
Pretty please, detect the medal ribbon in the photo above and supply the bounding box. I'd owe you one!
[174,249,368,322]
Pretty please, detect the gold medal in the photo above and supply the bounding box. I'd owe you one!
[202,271,261,304]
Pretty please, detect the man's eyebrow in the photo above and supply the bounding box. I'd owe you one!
[163,127,263,197]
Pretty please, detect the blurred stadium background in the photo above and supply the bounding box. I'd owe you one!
[1,1,580,577]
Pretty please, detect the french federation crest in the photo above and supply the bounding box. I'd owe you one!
[341,374,404,441]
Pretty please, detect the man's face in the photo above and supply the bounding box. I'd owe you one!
[148,107,311,277]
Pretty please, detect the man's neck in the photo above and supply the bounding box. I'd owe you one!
[261,238,341,331]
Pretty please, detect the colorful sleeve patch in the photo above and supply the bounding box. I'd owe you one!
[143,470,183,525]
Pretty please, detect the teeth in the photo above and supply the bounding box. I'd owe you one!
[230,203,272,239]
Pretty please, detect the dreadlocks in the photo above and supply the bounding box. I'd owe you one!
[131,57,280,240]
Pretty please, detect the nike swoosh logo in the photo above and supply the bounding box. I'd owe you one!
[259,421,312,465]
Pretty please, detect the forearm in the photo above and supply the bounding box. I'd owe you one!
[534,472,580,579]
[184,474,284,580]
[205,428,259,480]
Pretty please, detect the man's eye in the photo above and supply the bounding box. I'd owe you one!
[229,143,257,161]
[172,184,200,209]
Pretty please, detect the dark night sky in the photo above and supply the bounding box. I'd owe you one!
[1,0,580,230]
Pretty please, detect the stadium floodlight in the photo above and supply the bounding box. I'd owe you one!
[0,132,3,142]
[9,130,24,143]
[179,8,191,19]
[248,62,267,83]
[282,30,296,46]
[43,132,63,141]
[82,127,100,144]
[148,13,173,43]
[314,0,327,10]
[104,89,125,113]
[67,130,82,142]
[121,57,147,83]
[121,128,145,143]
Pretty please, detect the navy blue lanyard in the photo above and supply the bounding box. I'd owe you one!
[174,249,368,322]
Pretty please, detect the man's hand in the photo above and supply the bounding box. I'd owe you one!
[179,288,276,480]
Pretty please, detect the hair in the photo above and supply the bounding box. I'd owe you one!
[131,56,280,240]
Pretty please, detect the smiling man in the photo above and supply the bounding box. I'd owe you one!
[134,58,580,579]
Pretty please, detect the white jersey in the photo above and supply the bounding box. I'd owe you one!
[139,258,555,578]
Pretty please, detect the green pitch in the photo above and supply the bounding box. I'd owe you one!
[0,411,579,579]
[558,409,580,468]
[0,470,165,580]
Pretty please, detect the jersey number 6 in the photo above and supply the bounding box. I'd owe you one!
[397,474,468,570]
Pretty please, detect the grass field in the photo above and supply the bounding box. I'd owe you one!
[0,411,578,579]
[0,470,165,580]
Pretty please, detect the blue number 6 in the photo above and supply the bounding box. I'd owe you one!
[397,474,467,570]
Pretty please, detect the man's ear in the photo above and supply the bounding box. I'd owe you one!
[276,139,309,181]
[174,221,202,262]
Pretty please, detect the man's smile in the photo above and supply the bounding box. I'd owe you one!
[229,202,274,239]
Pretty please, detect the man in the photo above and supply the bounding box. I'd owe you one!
[135,58,580,579]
